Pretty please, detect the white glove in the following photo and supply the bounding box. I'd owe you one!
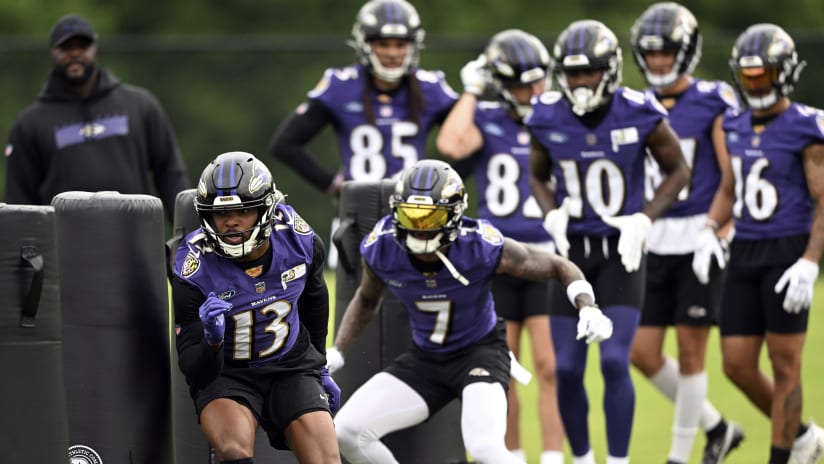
[509,351,533,386]
[691,226,727,285]
[543,197,571,258]
[460,54,489,96]
[325,346,345,374]
[601,212,652,273]
[576,306,613,344]
[774,258,819,313]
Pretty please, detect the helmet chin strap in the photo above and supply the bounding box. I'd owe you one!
[434,250,469,286]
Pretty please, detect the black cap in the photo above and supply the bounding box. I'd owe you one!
[49,14,97,48]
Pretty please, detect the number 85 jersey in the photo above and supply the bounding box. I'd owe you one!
[525,88,667,237]
[309,63,457,182]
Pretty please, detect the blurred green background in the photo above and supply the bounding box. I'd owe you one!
[2,0,824,237]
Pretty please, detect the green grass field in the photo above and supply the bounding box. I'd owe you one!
[325,271,824,463]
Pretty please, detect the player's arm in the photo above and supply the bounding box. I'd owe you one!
[171,277,224,388]
[644,118,690,221]
[528,136,558,213]
[706,115,735,228]
[801,142,824,264]
[296,235,330,355]
[436,92,484,160]
[268,99,340,193]
[330,259,387,353]
[496,237,593,309]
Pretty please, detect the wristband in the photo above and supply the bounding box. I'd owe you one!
[566,279,595,307]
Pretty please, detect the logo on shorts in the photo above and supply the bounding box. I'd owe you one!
[69,444,103,464]
[687,305,707,319]
[468,367,490,377]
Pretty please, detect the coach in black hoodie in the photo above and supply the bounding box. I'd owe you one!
[4,14,189,221]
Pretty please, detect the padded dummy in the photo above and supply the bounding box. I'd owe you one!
[0,203,69,462]
[334,180,465,463]
[166,189,297,464]
[52,192,172,463]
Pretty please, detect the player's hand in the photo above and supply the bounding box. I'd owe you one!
[576,305,613,344]
[600,212,652,273]
[691,226,727,285]
[774,258,819,313]
[320,367,342,413]
[543,197,571,258]
[460,54,489,96]
[325,346,345,374]
[199,292,232,345]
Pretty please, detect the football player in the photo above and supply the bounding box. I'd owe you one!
[526,19,690,464]
[695,23,824,464]
[627,4,744,463]
[171,152,340,463]
[267,0,457,267]
[436,29,565,464]
[325,159,613,464]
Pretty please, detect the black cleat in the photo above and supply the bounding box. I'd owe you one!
[702,421,745,464]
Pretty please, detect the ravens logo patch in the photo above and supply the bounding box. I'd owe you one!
[293,213,312,235]
[181,253,201,278]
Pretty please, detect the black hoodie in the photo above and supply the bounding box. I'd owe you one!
[4,67,189,220]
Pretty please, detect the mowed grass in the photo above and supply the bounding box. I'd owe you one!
[324,271,824,464]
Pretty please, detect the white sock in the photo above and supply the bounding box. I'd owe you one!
[669,372,706,461]
[649,357,722,432]
[541,450,564,464]
[572,449,595,464]
[510,449,526,461]
[606,456,629,464]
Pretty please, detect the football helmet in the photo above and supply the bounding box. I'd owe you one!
[195,151,281,259]
[390,159,467,255]
[484,29,550,118]
[729,23,805,110]
[630,2,702,88]
[552,20,623,116]
[350,0,425,83]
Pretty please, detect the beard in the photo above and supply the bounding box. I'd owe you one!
[57,60,96,86]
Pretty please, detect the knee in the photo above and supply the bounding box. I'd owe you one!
[555,358,584,384]
[212,442,251,461]
[600,352,630,381]
[335,418,377,456]
[532,356,558,385]
[629,345,661,376]
[721,357,749,383]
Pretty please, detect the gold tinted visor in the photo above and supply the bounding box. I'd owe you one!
[736,66,779,90]
[395,204,448,231]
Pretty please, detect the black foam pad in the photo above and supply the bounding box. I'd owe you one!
[52,192,173,463]
[0,203,69,462]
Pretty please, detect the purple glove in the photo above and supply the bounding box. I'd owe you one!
[320,367,341,413]
[199,291,232,345]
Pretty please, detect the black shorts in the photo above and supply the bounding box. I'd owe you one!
[641,252,724,327]
[492,273,551,321]
[384,319,511,416]
[720,235,810,336]
[191,330,329,450]
[550,235,646,317]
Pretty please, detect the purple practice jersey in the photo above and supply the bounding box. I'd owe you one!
[173,204,317,366]
[525,88,667,236]
[645,80,739,217]
[361,216,504,353]
[473,101,551,243]
[308,64,458,181]
[723,102,824,239]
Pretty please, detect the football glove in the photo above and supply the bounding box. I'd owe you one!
[774,258,819,313]
[691,226,727,285]
[576,306,613,344]
[601,212,652,273]
[199,291,232,345]
[460,54,489,96]
[320,367,341,413]
[543,197,571,258]
[325,346,345,374]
